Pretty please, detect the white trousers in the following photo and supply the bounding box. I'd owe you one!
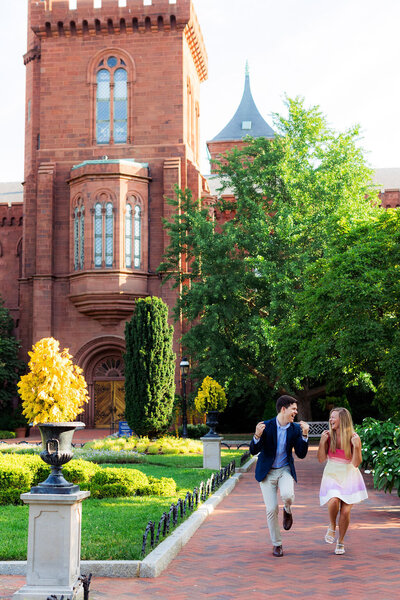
[259,466,295,546]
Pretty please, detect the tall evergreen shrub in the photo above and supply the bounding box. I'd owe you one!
[0,298,23,429]
[124,296,175,437]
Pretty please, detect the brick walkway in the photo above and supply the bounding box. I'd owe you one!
[1,447,399,599]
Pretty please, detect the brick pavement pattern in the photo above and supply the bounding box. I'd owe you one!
[0,447,399,600]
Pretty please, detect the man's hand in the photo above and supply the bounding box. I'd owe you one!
[254,421,266,440]
[299,420,309,438]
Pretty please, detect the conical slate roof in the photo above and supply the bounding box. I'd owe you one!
[211,64,275,141]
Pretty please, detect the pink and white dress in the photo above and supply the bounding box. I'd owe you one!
[319,446,368,506]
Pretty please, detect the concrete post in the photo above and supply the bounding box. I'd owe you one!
[201,436,223,470]
[13,490,90,600]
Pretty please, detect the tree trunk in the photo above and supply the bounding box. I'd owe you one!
[296,393,312,422]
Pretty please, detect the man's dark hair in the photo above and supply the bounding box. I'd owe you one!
[276,395,297,413]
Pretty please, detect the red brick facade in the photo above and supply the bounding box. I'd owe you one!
[4,0,208,427]
[0,204,23,325]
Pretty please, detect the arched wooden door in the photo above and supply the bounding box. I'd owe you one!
[93,356,125,428]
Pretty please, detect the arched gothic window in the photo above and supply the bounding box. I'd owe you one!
[94,201,114,268]
[125,201,141,269]
[96,56,128,144]
[73,200,85,270]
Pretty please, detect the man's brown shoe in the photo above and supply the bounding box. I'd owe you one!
[272,545,283,557]
[283,508,293,530]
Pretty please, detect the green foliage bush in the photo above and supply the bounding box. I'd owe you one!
[0,454,50,504]
[0,431,16,439]
[62,459,99,485]
[141,476,176,497]
[178,424,209,439]
[82,434,202,455]
[357,417,400,496]
[0,455,181,503]
[0,465,31,505]
[89,467,149,499]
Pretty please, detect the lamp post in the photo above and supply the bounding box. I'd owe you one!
[180,357,189,438]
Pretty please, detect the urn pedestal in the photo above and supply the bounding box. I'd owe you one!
[13,421,90,599]
[12,490,90,600]
[201,435,224,470]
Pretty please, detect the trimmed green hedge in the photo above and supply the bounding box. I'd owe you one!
[0,455,177,504]
[0,454,50,504]
[0,431,16,439]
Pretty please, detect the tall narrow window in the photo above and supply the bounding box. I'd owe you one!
[125,202,141,269]
[96,70,110,143]
[74,203,84,270]
[80,207,85,268]
[95,56,128,144]
[125,204,132,268]
[114,68,128,143]
[94,201,114,268]
[94,203,103,267]
[134,205,141,268]
[105,202,114,267]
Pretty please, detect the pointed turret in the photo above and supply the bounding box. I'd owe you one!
[211,62,275,142]
[206,63,274,170]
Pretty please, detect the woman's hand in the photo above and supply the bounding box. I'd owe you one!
[320,430,330,444]
[317,429,329,463]
[351,432,361,449]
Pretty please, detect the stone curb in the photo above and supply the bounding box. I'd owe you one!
[0,456,256,579]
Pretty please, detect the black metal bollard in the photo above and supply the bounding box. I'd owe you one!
[79,573,93,600]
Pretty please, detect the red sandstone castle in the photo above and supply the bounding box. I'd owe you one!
[0,0,398,428]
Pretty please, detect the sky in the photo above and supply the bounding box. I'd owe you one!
[1,0,400,182]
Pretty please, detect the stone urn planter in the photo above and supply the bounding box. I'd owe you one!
[205,410,220,437]
[31,421,85,494]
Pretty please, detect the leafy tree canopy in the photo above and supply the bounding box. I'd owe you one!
[159,96,385,420]
[18,337,89,426]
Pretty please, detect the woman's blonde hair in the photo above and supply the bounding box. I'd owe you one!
[329,407,354,459]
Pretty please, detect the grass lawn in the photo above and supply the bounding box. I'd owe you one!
[0,449,244,561]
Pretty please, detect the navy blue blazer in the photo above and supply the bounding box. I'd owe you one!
[249,418,308,483]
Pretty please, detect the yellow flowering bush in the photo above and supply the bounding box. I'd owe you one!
[194,376,228,414]
[18,337,89,426]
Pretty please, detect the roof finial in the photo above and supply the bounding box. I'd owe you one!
[245,59,249,78]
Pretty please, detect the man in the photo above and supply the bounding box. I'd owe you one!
[250,395,309,557]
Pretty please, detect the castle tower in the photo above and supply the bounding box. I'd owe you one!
[20,0,208,427]
[207,62,274,167]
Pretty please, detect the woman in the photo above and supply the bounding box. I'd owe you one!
[318,407,368,555]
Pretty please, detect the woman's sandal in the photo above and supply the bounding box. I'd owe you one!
[324,527,336,544]
[335,541,345,555]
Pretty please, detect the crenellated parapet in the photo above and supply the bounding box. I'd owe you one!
[0,204,23,229]
[29,0,207,80]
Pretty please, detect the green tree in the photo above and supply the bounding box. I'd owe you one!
[124,297,176,436]
[0,298,23,429]
[282,208,400,416]
[158,97,381,420]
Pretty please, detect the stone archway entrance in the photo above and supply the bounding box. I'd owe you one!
[93,356,125,429]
